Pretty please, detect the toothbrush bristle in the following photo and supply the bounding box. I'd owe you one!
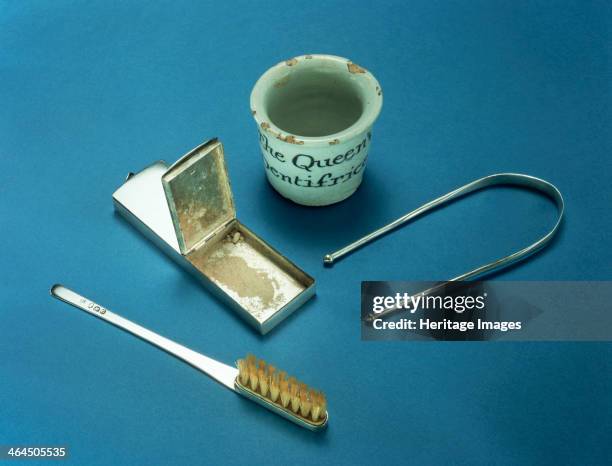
[236,355,327,425]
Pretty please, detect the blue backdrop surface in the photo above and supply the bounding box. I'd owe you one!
[1,1,611,464]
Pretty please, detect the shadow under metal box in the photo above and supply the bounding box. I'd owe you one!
[112,138,315,334]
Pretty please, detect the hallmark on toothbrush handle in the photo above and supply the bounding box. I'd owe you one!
[81,297,107,315]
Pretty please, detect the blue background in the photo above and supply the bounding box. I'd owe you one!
[1,1,611,464]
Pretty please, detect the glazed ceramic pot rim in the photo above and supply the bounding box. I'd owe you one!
[250,54,383,148]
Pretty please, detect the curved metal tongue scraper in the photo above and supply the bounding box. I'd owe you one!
[50,285,328,431]
[324,172,564,280]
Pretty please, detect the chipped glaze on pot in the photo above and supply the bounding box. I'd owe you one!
[250,54,383,206]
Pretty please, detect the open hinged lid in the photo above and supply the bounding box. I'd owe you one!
[162,139,236,255]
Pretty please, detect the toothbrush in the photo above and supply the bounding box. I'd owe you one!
[50,284,328,431]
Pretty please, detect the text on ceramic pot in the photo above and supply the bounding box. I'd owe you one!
[258,132,371,187]
[259,132,370,170]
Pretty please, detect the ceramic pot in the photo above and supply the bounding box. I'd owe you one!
[250,54,383,206]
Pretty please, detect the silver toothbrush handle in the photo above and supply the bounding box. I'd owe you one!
[50,284,238,390]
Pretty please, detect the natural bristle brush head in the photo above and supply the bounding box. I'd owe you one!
[235,354,328,431]
[50,285,325,432]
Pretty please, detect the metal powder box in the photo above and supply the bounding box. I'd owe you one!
[112,138,315,334]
